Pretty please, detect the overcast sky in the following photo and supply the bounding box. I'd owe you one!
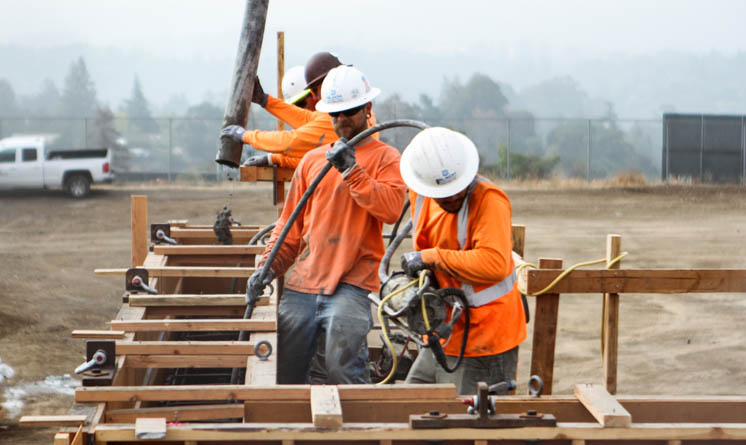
[3,0,745,61]
[2,0,746,115]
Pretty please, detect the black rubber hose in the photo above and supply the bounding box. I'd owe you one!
[256,119,429,286]
[387,199,411,246]
[430,287,470,373]
[249,222,275,245]
[378,220,413,283]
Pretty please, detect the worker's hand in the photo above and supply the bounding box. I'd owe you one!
[401,251,428,277]
[251,76,268,107]
[221,125,246,143]
[325,138,356,174]
[246,268,275,305]
[243,154,271,167]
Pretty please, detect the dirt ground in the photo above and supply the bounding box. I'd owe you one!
[1,182,745,443]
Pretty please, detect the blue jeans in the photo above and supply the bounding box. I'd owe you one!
[277,283,373,384]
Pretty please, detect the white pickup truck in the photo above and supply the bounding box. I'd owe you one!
[0,136,114,198]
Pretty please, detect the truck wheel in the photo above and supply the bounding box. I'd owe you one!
[66,174,91,198]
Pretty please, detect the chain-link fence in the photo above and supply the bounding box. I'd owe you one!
[0,115,665,183]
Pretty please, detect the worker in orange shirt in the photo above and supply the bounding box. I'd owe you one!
[246,65,406,384]
[221,52,376,169]
[399,127,526,395]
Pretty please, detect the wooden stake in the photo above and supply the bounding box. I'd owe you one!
[310,386,343,427]
[131,195,147,267]
[603,234,622,394]
[529,258,562,395]
[277,31,285,131]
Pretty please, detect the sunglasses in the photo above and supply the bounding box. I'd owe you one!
[329,104,365,118]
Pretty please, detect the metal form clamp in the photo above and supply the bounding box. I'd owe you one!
[74,341,116,386]
[126,268,158,294]
[151,224,177,245]
[254,340,272,361]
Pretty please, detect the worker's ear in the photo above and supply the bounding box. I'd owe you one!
[364,102,372,118]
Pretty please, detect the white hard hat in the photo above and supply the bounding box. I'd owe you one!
[315,65,380,113]
[400,127,480,198]
[281,65,311,105]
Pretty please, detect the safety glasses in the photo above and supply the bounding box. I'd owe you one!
[329,104,365,118]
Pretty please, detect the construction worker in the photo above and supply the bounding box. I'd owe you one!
[247,65,406,384]
[399,127,526,395]
[221,52,376,169]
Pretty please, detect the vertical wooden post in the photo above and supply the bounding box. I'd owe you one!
[529,257,562,395]
[131,195,148,268]
[276,31,285,131]
[511,224,525,257]
[603,234,622,394]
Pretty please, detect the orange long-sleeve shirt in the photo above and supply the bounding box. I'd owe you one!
[261,138,406,295]
[242,96,378,169]
[410,178,526,357]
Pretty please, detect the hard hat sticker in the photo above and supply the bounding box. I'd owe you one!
[435,169,457,185]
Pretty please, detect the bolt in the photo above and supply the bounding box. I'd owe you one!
[429,410,440,416]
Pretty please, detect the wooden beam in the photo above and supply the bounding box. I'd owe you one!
[170,227,258,239]
[523,268,746,294]
[529,258,562,395]
[244,305,277,385]
[128,294,266,307]
[116,341,255,355]
[75,383,456,403]
[110,319,276,332]
[54,432,71,445]
[153,245,266,255]
[124,355,251,368]
[574,383,632,428]
[71,330,125,339]
[135,417,166,440]
[92,421,746,442]
[96,266,256,277]
[106,403,243,423]
[311,386,343,428]
[131,195,148,267]
[19,415,87,427]
[603,234,622,394]
[240,165,294,182]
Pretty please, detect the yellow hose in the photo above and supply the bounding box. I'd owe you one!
[376,273,423,385]
[517,252,628,296]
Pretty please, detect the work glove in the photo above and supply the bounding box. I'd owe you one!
[401,251,428,277]
[325,137,356,174]
[243,154,271,167]
[221,125,246,143]
[251,76,268,107]
[246,267,275,305]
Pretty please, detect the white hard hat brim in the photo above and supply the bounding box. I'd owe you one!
[315,87,381,113]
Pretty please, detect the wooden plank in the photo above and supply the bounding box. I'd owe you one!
[529,258,562,395]
[71,329,125,339]
[54,432,71,445]
[128,294,266,307]
[310,386,343,428]
[106,404,243,423]
[240,165,294,182]
[71,425,83,445]
[511,224,525,257]
[603,234,622,394]
[153,245,266,255]
[75,383,456,403]
[145,306,245,318]
[96,266,257,277]
[135,417,166,440]
[116,341,255,355]
[574,383,632,428]
[110,319,276,332]
[92,421,746,442]
[523,268,746,294]
[19,415,87,427]
[244,304,277,385]
[170,227,258,239]
[124,355,251,368]
[131,195,148,267]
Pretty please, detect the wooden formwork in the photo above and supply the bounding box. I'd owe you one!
[20,167,746,444]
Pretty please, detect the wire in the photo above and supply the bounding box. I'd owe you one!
[517,252,628,296]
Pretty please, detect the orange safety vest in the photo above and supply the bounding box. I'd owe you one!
[410,177,526,357]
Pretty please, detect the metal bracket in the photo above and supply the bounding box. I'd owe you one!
[150,224,176,245]
[125,268,157,294]
[77,340,116,387]
[410,382,556,429]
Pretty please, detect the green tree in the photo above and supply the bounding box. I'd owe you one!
[172,102,223,173]
[372,94,422,150]
[122,76,159,133]
[0,79,20,117]
[60,57,98,117]
[24,78,62,117]
[88,106,128,171]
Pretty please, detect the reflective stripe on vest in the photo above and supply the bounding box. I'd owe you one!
[413,177,517,308]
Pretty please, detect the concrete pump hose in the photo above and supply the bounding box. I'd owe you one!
[257,119,430,285]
